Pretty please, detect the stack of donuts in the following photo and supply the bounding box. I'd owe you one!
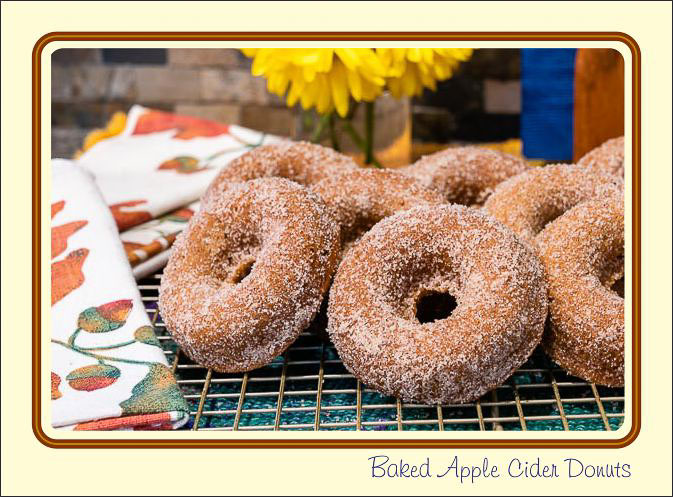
[158,136,625,404]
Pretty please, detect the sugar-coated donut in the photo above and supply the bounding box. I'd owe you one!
[537,193,624,386]
[203,141,357,203]
[311,168,444,255]
[398,146,529,206]
[578,136,625,178]
[159,178,340,372]
[327,205,548,404]
[484,164,623,246]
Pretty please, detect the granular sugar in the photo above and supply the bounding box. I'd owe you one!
[159,177,340,372]
[327,204,548,404]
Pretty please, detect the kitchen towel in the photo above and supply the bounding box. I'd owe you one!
[119,201,199,279]
[74,105,281,277]
[75,105,281,231]
[50,160,189,430]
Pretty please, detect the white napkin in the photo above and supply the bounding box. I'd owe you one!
[50,160,189,430]
[75,105,281,230]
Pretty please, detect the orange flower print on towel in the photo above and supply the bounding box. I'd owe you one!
[132,109,229,140]
[52,248,89,305]
[52,221,87,258]
[52,200,65,218]
[109,200,153,231]
[162,207,194,222]
[51,372,63,400]
[122,205,195,266]
[66,364,121,391]
[52,201,89,305]
[126,234,178,267]
[73,412,174,431]
[122,240,144,254]
[51,297,189,424]
[78,299,133,333]
[158,155,209,174]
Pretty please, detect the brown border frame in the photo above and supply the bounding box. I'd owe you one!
[33,32,641,449]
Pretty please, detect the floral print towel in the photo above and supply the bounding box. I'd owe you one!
[119,201,199,279]
[73,105,281,277]
[75,105,280,229]
[51,160,189,430]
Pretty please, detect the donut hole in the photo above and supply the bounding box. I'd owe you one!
[343,216,381,246]
[230,258,255,284]
[415,290,457,324]
[215,245,260,284]
[610,277,625,298]
[599,252,625,298]
[338,216,386,258]
[539,208,566,234]
[342,228,369,249]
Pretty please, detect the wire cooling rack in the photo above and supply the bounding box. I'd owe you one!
[139,271,624,432]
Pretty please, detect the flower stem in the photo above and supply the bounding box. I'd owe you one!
[328,113,341,152]
[77,340,137,351]
[310,113,330,143]
[364,101,378,167]
[51,339,154,366]
[67,328,81,347]
[342,119,383,168]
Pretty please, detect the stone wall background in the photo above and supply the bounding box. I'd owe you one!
[51,48,521,158]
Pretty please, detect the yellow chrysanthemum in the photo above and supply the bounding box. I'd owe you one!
[242,48,387,117]
[75,111,127,158]
[242,48,473,116]
[377,48,473,98]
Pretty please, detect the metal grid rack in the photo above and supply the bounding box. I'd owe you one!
[139,271,625,432]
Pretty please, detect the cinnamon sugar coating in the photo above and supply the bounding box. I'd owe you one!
[483,164,623,246]
[159,178,340,372]
[536,193,624,386]
[578,136,625,178]
[203,141,357,204]
[327,205,548,404]
[311,168,444,256]
[398,146,529,206]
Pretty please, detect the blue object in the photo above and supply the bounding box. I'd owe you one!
[521,48,576,161]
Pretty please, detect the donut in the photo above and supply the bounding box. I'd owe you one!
[311,168,444,255]
[536,193,624,386]
[398,146,529,205]
[327,205,548,404]
[578,136,625,178]
[158,177,340,372]
[483,164,623,246]
[203,141,357,203]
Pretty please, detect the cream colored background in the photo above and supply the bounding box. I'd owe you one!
[2,1,671,495]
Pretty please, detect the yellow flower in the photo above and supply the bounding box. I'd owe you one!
[377,48,473,98]
[76,111,127,158]
[242,48,473,116]
[242,49,387,117]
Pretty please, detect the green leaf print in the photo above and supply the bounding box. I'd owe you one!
[120,364,189,416]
